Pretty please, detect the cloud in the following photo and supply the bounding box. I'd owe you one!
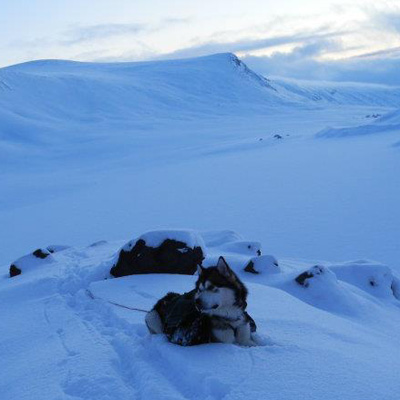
[369,7,400,33]
[62,17,193,45]
[4,4,399,86]
[352,46,400,59]
[62,23,147,44]
[72,46,157,63]
[156,29,349,60]
[160,17,192,26]
[242,44,400,86]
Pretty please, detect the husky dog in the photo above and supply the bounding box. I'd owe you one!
[145,257,257,346]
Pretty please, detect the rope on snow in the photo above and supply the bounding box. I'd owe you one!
[86,288,149,313]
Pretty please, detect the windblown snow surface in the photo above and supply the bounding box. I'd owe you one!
[1,53,400,399]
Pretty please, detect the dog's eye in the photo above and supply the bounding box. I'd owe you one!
[208,284,218,292]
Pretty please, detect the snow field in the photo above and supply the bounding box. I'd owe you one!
[2,229,400,399]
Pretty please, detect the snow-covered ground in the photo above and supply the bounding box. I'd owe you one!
[2,233,400,400]
[1,53,400,399]
[1,53,399,267]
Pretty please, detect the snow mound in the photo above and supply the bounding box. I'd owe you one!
[200,230,244,248]
[275,265,376,316]
[131,229,206,253]
[244,255,280,274]
[9,248,54,277]
[217,241,262,256]
[8,245,71,277]
[330,260,400,300]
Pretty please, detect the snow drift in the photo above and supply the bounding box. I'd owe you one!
[317,108,400,138]
[2,229,400,400]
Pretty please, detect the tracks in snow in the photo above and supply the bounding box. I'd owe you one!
[42,249,259,400]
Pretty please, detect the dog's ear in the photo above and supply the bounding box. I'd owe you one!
[216,257,233,278]
[197,265,205,275]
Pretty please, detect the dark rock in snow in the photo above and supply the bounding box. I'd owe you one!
[110,231,205,278]
[244,260,258,274]
[9,264,21,277]
[392,280,400,300]
[33,248,51,259]
[295,265,325,287]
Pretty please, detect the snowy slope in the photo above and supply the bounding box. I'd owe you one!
[1,53,399,269]
[1,232,400,400]
[378,108,400,125]
[317,107,400,140]
[0,53,285,145]
[2,53,400,153]
[271,77,400,107]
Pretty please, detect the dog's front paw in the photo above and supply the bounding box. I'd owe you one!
[250,333,271,346]
[145,310,163,334]
[237,338,258,347]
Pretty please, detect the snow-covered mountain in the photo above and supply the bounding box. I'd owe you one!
[2,52,400,151]
[0,53,286,145]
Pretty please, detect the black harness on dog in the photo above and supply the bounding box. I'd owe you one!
[159,290,213,346]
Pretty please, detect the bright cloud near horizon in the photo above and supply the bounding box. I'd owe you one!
[1,0,400,84]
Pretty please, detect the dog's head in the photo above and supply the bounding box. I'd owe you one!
[194,257,248,313]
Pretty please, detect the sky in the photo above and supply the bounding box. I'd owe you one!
[1,0,400,84]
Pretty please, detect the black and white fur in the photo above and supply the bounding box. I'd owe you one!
[145,257,257,346]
